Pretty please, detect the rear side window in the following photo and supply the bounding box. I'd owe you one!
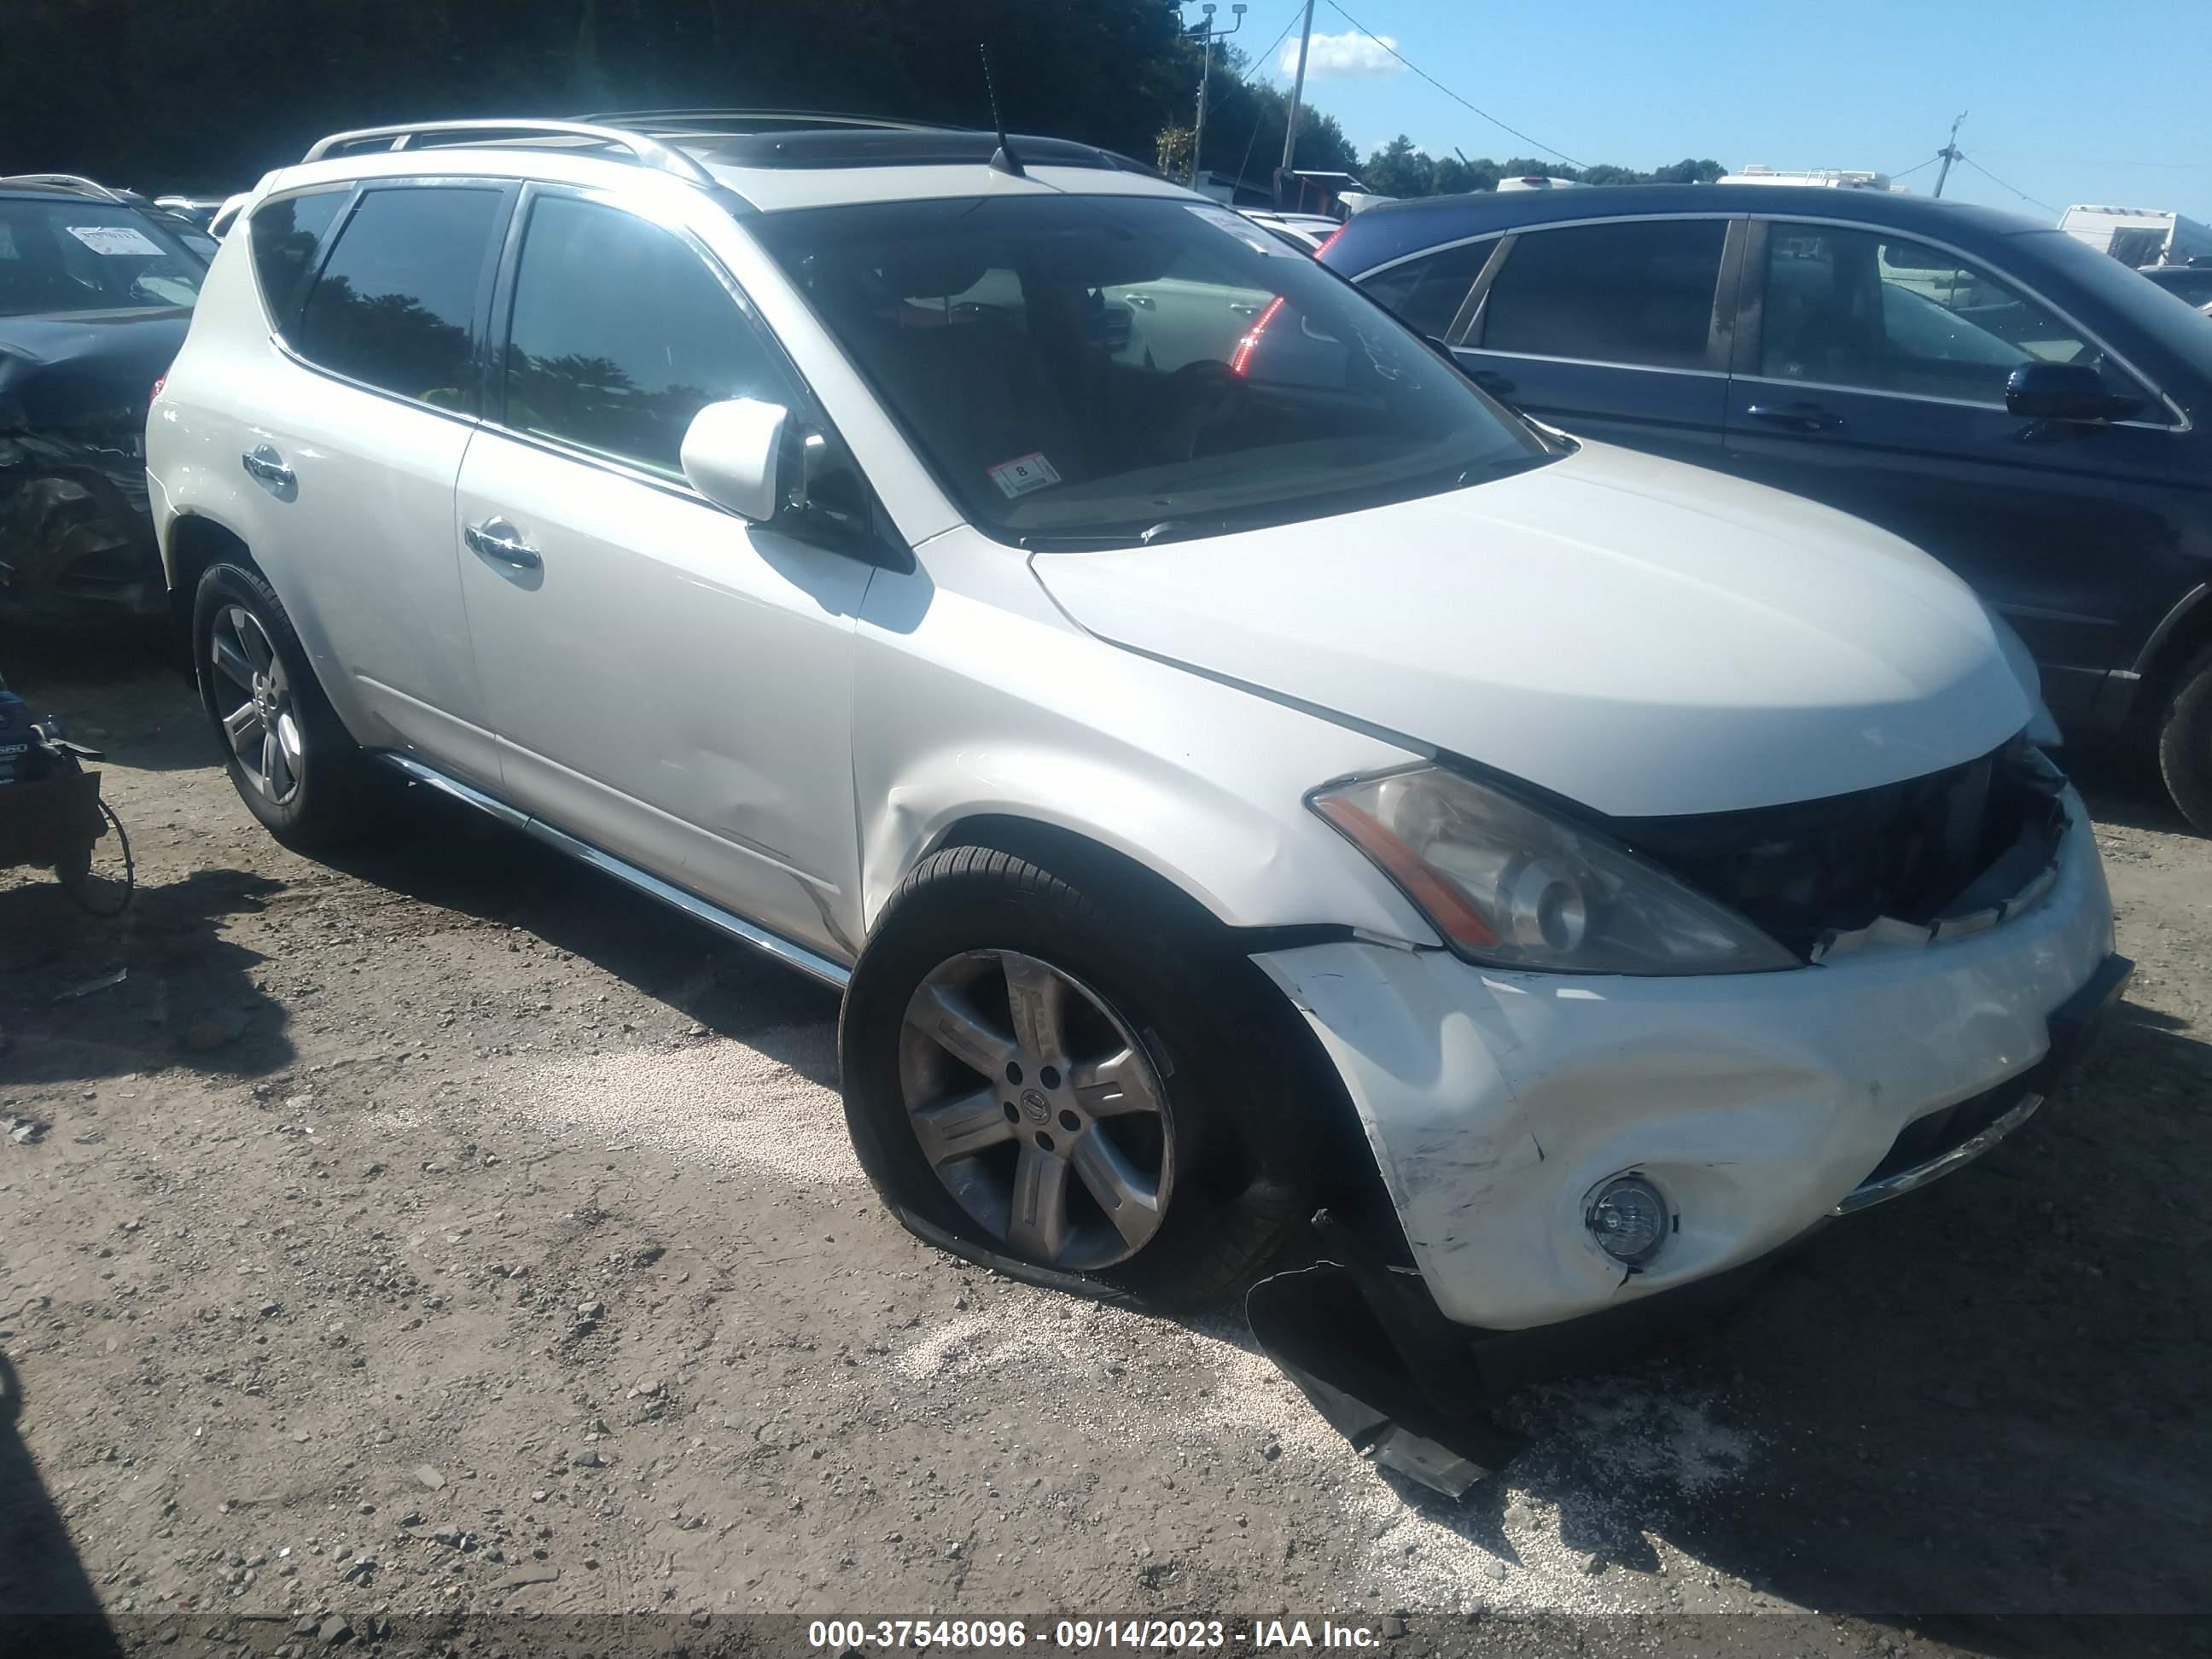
[499,195,796,476]
[1478,218,1728,369]
[1360,239,1491,340]
[294,186,506,412]
[247,189,346,329]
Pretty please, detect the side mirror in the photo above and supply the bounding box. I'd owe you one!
[680,399,789,521]
[2005,362,2141,424]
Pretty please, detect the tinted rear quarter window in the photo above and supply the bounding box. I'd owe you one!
[294,186,507,412]
[247,189,347,329]
[1479,218,1727,369]
[1360,238,1491,339]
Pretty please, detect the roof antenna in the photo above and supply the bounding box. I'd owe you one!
[978,44,1026,177]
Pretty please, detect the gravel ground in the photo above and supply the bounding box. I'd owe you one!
[2,640,2208,1658]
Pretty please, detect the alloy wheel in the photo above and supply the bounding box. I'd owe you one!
[209,605,304,804]
[897,949,1173,1272]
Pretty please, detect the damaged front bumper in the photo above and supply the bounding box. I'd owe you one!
[1253,786,2121,1336]
[0,419,166,626]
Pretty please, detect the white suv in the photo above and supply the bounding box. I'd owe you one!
[147,114,2126,1348]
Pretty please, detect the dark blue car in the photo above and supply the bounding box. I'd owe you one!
[1321,184,2212,831]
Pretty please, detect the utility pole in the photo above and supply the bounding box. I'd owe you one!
[1931,110,1967,199]
[1278,0,1315,192]
[1188,3,1245,189]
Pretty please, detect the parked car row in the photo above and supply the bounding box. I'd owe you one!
[138,113,2129,1385]
[1318,183,2212,832]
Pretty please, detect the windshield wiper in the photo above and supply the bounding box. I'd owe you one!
[1454,452,1557,486]
[1018,515,1272,552]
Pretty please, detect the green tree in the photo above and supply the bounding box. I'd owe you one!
[1185,48,1358,191]
[1360,136,1435,199]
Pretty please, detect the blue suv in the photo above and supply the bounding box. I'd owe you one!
[1321,185,2212,830]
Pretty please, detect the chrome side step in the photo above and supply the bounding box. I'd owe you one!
[380,754,852,991]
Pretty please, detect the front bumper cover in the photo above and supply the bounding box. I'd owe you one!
[1253,787,2119,1334]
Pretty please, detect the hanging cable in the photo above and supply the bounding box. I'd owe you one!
[1959,153,2061,216]
[1230,3,1307,185]
[1319,0,1585,169]
[1886,155,1938,182]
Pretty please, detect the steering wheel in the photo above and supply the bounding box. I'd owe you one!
[1163,358,1250,462]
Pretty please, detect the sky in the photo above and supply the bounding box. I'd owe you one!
[1185,0,2212,224]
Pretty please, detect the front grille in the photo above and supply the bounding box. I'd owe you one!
[1612,736,2066,960]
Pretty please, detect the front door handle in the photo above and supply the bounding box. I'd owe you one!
[464,515,541,570]
[241,444,294,492]
[1745,401,1845,434]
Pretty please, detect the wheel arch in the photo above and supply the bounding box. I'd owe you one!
[872,810,1408,1231]
[2133,579,2212,711]
[164,511,258,634]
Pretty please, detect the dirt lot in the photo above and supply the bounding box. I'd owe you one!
[3,641,2209,1658]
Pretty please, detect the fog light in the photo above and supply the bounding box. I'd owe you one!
[1586,1175,1669,1266]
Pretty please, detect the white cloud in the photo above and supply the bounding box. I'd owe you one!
[1281,29,1405,80]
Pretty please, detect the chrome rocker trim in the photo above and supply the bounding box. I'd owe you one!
[1830,1090,2044,1216]
[380,753,851,990]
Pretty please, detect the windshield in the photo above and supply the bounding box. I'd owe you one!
[748,194,1549,544]
[0,198,206,317]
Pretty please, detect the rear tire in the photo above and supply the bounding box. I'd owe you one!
[2157,647,2212,835]
[839,843,1322,1309]
[191,561,387,851]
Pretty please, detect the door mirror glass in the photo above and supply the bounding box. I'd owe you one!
[2005,361,2140,422]
[680,399,789,521]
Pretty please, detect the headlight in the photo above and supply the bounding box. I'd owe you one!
[1311,765,1799,975]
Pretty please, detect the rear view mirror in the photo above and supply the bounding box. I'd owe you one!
[680,399,789,521]
[2004,362,2142,424]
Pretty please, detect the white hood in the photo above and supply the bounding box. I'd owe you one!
[1029,441,2029,818]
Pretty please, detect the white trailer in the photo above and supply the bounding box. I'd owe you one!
[2058,205,2212,268]
[1718,165,1895,191]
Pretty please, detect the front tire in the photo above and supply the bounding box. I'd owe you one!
[839,843,1321,1308]
[2157,646,2212,835]
[191,561,384,851]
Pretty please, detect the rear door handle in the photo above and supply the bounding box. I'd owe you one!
[241,444,294,492]
[1745,401,1845,434]
[464,515,541,571]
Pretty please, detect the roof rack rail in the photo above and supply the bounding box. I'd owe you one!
[301,119,714,185]
[579,108,967,136]
[0,172,131,203]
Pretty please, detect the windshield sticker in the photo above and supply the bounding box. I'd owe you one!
[987,451,1062,498]
[67,224,165,258]
[1183,203,1289,256]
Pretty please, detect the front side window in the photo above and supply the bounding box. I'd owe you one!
[501,195,795,476]
[294,186,506,411]
[1477,218,1727,369]
[0,198,205,317]
[1360,239,1492,340]
[247,189,347,330]
[749,195,1548,544]
[1759,224,2137,404]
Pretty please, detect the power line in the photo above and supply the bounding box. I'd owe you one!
[1886,155,1937,182]
[1959,152,2060,216]
[1229,3,1306,183]
[1318,0,1585,169]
